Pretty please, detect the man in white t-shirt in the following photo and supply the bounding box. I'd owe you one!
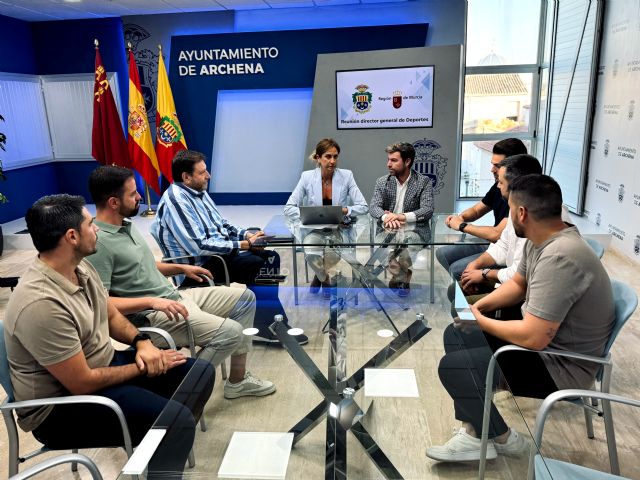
[459,155,542,307]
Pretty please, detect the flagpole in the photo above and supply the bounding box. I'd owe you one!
[126,41,157,217]
[140,182,156,217]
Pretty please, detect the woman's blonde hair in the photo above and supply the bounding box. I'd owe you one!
[309,138,341,164]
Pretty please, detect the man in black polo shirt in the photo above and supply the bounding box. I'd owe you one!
[436,138,527,280]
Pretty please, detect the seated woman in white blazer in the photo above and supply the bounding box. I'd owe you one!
[284,138,368,297]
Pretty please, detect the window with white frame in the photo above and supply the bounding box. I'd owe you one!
[0,71,122,170]
[460,0,546,198]
[0,73,53,170]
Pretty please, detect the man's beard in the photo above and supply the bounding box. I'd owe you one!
[75,240,97,258]
[513,219,525,238]
[120,203,140,218]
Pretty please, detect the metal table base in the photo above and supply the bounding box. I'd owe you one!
[270,273,431,479]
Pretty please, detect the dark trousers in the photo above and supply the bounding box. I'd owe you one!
[183,249,289,331]
[33,350,215,479]
[438,324,557,438]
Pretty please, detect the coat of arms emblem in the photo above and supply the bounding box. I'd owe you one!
[352,84,372,113]
[157,114,184,147]
[393,91,402,109]
[412,139,447,194]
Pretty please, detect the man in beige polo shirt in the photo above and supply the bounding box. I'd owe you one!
[4,194,214,476]
[86,165,275,399]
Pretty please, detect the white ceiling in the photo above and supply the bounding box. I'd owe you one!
[0,0,409,22]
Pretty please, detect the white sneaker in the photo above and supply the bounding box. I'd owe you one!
[495,428,530,457]
[426,428,497,462]
[224,371,276,399]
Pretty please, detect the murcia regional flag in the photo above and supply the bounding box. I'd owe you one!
[156,50,187,183]
[91,45,130,168]
[127,49,160,194]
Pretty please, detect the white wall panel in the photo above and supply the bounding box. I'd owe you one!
[210,88,312,193]
[584,0,640,263]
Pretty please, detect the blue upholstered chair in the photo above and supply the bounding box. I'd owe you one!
[529,389,640,480]
[586,237,606,259]
[478,279,638,478]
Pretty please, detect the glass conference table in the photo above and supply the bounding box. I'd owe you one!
[117,214,548,479]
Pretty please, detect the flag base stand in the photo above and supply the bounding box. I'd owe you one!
[140,206,156,217]
[139,182,157,217]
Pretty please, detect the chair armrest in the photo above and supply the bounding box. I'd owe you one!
[493,344,611,367]
[534,389,640,445]
[0,395,133,456]
[10,453,103,480]
[138,327,177,350]
[162,255,230,287]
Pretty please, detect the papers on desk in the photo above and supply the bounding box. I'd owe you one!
[218,432,294,479]
[364,368,420,398]
[121,428,166,475]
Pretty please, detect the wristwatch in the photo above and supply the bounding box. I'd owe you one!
[130,332,152,349]
[459,222,468,233]
[481,268,491,280]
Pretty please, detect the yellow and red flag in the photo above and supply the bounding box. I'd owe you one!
[155,50,187,183]
[92,45,130,168]
[127,49,160,194]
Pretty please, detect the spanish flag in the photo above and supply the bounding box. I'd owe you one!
[127,48,160,194]
[155,48,186,183]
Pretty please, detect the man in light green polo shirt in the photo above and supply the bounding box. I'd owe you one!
[86,166,275,400]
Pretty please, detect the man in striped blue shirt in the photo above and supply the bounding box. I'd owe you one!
[151,150,307,345]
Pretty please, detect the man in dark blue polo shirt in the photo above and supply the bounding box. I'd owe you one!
[436,138,527,280]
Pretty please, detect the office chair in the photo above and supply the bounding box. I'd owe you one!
[585,237,605,259]
[10,453,103,480]
[0,320,134,478]
[529,389,640,480]
[479,279,638,478]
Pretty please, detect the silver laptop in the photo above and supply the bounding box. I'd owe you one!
[299,206,344,226]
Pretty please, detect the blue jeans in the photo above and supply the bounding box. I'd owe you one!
[435,244,488,280]
[33,350,215,479]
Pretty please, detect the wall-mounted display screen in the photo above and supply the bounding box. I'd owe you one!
[336,65,434,130]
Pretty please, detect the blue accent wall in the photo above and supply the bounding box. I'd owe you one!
[170,24,428,166]
[0,14,37,74]
[0,163,59,223]
[31,18,128,118]
[1,1,465,221]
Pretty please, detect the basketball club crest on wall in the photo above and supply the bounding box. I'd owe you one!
[352,84,372,113]
[157,113,184,147]
[412,139,447,194]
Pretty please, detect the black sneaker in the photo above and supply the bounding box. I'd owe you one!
[253,326,309,346]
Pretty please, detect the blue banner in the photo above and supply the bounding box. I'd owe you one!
[169,24,428,160]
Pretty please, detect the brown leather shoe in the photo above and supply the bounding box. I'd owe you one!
[321,276,336,299]
[309,275,321,294]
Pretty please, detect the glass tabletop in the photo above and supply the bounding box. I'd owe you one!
[116,235,549,480]
[260,213,492,247]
